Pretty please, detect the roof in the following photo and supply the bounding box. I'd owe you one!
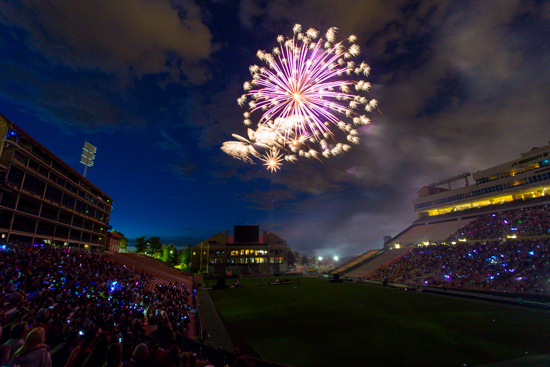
[108,232,122,239]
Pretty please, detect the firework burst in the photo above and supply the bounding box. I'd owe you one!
[222,24,377,172]
[261,148,284,173]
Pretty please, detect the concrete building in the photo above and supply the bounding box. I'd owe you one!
[191,225,291,275]
[413,143,550,218]
[0,114,113,251]
[106,231,122,252]
[383,141,550,249]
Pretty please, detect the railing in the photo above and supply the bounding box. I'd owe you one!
[169,333,293,367]
[421,286,550,309]
[351,278,550,309]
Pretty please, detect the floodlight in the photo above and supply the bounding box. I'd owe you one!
[80,141,97,178]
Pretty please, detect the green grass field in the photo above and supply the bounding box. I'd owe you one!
[208,277,550,367]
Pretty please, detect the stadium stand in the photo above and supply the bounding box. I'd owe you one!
[384,218,475,248]
[0,244,195,365]
[331,247,412,279]
[344,247,412,278]
[364,205,550,295]
[105,252,197,340]
[106,252,194,291]
[333,195,550,290]
[329,249,380,275]
[0,244,289,367]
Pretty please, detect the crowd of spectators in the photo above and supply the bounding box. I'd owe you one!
[448,205,550,241]
[0,243,244,367]
[366,239,550,293]
[367,205,550,294]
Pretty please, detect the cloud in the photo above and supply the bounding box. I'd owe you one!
[237,0,449,45]
[277,189,415,255]
[178,77,245,150]
[0,59,146,131]
[166,161,199,180]
[1,0,548,257]
[156,128,187,155]
[221,0,550,255]
[0,0,217,130]
[153,125,202,180]
[0,0,215,84]
[243,189,298,211]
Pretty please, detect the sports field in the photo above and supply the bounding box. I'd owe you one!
[208,277,550,367]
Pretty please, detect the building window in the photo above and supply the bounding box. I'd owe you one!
[7,167,24,188]
[13,151,27,165]
[28,159,39,172]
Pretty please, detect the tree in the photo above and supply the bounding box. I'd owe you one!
[294,251,300,263]
[111,229,128,250]
[161,244,169,262]
[181,244,192,268]
[287,251,295,267]
[147,236,162,255]
[162,244,178,266]
[300,254,309,265]
[135,236,147,253]
[177,248,186,268]
[168,245,179,266]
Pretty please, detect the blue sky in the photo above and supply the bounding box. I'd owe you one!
[0,0,549,257]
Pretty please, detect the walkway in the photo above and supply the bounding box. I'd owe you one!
[196,287,236,353]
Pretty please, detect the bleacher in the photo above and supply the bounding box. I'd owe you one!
[329,247,413,279]
[343,246,412,278]
[365,203,550,294]
[384,218,474,248]
[328,201,550,280]
[106,252,193,290]
[330,249,381,275]
[104,252,198,340]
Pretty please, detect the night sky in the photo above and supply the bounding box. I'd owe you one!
[0,1,549,257]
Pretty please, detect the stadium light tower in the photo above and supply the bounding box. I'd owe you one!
[80,141,96,178]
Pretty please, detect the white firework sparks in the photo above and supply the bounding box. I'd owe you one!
[222,24,377,173]
[261,148,283,173]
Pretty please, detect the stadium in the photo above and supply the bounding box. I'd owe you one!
[1,119,550,367]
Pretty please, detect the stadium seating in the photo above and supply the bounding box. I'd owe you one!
[364,205,550,295]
